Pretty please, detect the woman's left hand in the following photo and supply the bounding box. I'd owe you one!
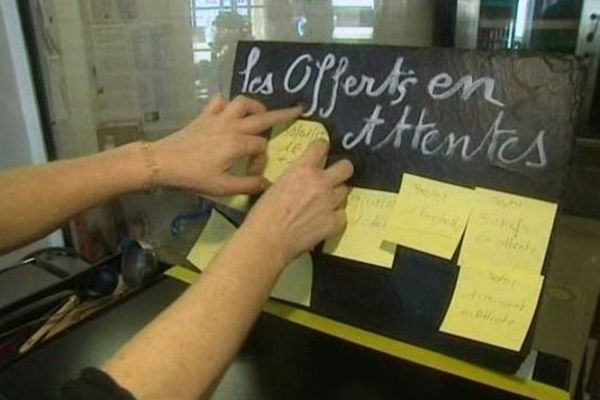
[152,95,302,196]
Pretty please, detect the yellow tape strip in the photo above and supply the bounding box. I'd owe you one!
[164,265,569,400]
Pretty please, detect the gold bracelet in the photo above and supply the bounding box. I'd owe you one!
[140,141,159,193]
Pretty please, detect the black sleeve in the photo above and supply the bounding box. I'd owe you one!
[61,367,136,400]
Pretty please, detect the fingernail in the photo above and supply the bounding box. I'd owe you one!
[296,102,306,112]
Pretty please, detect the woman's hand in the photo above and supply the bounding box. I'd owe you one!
[152,95,302,196]
[242,140,354,266]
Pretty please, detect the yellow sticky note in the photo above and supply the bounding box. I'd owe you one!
[383,174,473,259]
[206,194,250,212]
[458,188,558,274]
[186,209,313,306]
[187,209,236,271]
[323,188,397,268]
[271,252,313,307]
[264,120,329,183]
[440,267,544,351]
[204,159,251,212]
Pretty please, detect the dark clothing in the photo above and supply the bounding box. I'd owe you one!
[61,368,135,400]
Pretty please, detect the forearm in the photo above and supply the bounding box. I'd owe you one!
[100,139,350,399]
[0,97,301,256]
[0,143,148,254]
[103,226,286,399]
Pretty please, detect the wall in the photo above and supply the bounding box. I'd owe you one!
[0,0,63,269]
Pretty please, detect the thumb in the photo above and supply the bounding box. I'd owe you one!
[298,140,329,168]
[219,175,267,195]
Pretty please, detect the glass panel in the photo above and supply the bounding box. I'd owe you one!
[477,0,584,52]
[194,0,221,7]
[529,0,583,53]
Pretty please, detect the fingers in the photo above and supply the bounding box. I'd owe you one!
[239,106,303,134]
[298,140,329,167]
[223,95,267,118]
[323,159,354,186]
[247,153,267,176]
[327,210,347,237]
[229,135,267,159]
[220,175,267,195]
[203,94,229,115]
[332,185,349,209]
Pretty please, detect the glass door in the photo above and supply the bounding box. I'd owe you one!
[457,0,600,136]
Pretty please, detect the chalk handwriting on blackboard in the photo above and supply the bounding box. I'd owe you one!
[427,73,504,107]
[238,46,547,169]
[344,106,546,168]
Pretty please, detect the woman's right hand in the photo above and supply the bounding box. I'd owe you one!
[242,140,354,266]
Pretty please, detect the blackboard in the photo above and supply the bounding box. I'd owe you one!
[230,41,584,376]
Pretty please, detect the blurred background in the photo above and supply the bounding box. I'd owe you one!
[3,0,600,264]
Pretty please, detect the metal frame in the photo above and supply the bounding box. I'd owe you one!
[454,0,481,49]
[16,0,71,247]
[576,0,600,128]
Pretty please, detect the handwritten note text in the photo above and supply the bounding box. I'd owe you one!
[323,187,397,268]
[440,267,544,351]
[263,120,329,183]
[383,174,473,259]
[458,188,557,274]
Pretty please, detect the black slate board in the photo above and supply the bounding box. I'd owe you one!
[230,41,584,376]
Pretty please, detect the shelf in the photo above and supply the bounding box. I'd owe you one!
[165,265,572,400]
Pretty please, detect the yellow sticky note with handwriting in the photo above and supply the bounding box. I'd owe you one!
[440,267,544,351]
[382,174,473,259]
[264,120,329,183]
[323,188,397,268]
[186,209,313,306]
[458,188,558,274]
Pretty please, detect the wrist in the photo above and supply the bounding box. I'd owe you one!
[139,141,160,192]
[148,139,170,188]
[149,134,190,190]
[236,222,289,273]
[95,142,151,194]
